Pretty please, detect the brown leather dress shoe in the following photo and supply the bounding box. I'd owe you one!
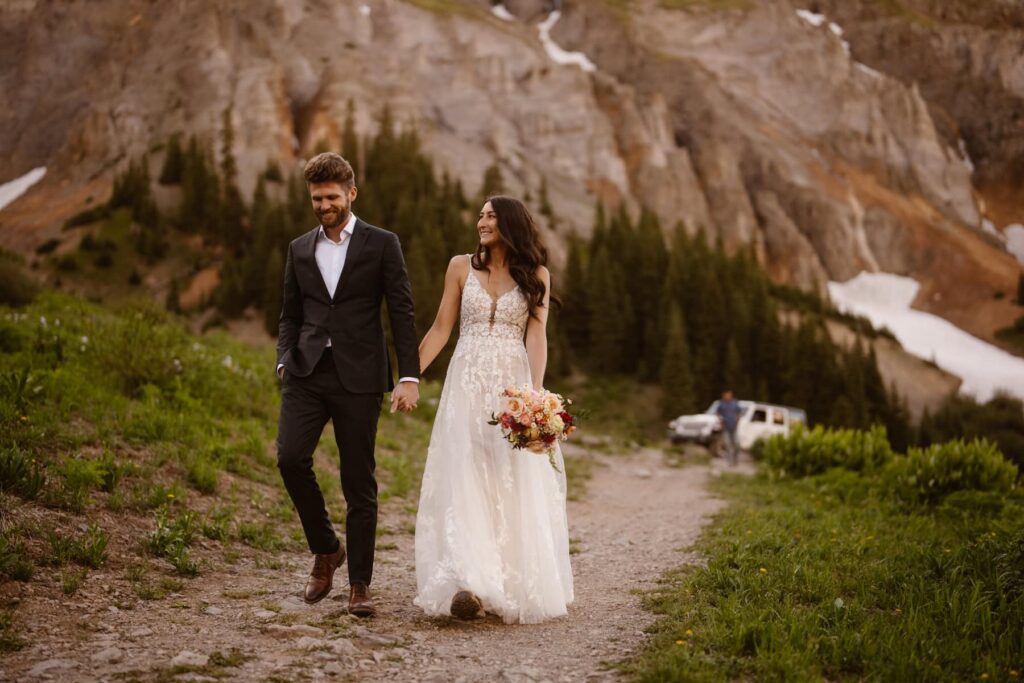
[348,582,376,618]
[303,544,346,604]
[450,590,484,620]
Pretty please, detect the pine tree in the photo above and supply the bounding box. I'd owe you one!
[479,163,505,200]
[159,134,184,185]
[219,106,246,244]
[561,234,591,353]
[723,338,744,398]
[263,249,284,336]
[587,246,631,373]
[341,100,360,166]
[166,277,181,313]
[660,304,695,418]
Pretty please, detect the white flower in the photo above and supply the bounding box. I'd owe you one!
[550,415,565,432]
[80,336,89,345]
[222,355,233,368]
[39,316,47,327]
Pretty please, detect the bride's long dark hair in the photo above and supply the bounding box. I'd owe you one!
[471,196,557,320]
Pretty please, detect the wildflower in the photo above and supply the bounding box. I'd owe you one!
[759,567,767,574]
[39,316,47,327]
[222,355,233,368]
[1009,670,1018,678]
[980,674,989,680]
[167,493,175,499]
[80,335,89,345]
[675,640,686,646]
[894,608,902,615]
[745,529,752,535]
[20,415,28,422]
[685,629,693,637]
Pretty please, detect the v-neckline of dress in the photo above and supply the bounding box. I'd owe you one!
[469,270,519,306]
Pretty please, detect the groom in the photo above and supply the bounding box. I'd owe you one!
[275,152,420,617]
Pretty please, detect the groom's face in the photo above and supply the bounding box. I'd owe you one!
[309,181,357,229]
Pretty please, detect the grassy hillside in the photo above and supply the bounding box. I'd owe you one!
[0,293,441,650]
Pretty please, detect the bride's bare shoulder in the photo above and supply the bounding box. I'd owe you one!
[447,254,472,284]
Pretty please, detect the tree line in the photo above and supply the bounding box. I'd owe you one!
[71,103,1024,458]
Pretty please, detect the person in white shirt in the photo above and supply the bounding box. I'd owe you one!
[275,153,419,617]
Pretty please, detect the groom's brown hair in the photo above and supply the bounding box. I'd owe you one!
[303,153,355,188]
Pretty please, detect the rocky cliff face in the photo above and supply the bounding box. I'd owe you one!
[0,0,1020,341]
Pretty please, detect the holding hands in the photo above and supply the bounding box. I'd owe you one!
[391,381,419,413]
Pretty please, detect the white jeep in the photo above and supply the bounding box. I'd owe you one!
[667,400,807,451]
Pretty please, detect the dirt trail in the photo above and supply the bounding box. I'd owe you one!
[2,447,734,682]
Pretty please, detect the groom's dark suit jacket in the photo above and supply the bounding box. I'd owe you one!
[276,219,419,392]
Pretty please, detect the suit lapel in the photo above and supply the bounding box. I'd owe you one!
[300,227,333,302]
[332,218,370,300]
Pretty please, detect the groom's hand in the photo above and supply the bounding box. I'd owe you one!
[390,381,419,413]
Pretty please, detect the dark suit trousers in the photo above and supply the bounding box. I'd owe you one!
[276,349,382,585]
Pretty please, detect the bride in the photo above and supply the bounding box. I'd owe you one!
[413,196,574,624]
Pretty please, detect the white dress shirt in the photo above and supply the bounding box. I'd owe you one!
[279,213,417,384]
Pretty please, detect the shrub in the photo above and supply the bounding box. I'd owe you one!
[0,251,38,307]
[760,424,894,477]
[147,507,199,575]
[0,534,33,581]
[0,446,46,499]
[886,438,1018,504]
[92,302,188,396]
[0,319,28,353]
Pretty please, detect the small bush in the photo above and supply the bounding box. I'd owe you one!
[147,507,199,576]
[187,454,220,494]
[92,302,188,396]
[0,534,33,581]
[0,251,39,307]
[0,319,28,353]
[0,446,46,499]
[760,424,894,478]
[54,457,106,510]
[44,523,108,568]
[62,205,110,230]
[0,610,24,652]
[886,439,1018,504]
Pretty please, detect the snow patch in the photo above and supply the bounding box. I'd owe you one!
[854,62,883,78]
[491,3,514,21]
[0,167,46,213]
[796,9,850,56]
[795,9,826,26]
[1005,224,1024,265]
[828,272,1024,402]
[537,11,595,73]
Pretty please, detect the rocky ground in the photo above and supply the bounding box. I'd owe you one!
[0,444,741,682]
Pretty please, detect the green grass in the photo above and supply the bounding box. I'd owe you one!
[628,471,1024,682]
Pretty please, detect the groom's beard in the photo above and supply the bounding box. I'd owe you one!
[317,202,350,229]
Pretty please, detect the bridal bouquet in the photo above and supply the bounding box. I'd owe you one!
[488,385,577,470]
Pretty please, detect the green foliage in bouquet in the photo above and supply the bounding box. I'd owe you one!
[760,424,895,477]
[886,438,1019,504]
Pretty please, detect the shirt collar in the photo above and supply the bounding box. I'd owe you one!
[317,213,357,243]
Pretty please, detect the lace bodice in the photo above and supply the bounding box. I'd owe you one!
[459,271,528,341]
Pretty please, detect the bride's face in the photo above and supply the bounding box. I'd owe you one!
[477,202,501,247]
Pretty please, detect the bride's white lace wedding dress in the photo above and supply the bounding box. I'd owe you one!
[413,271,574,624]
